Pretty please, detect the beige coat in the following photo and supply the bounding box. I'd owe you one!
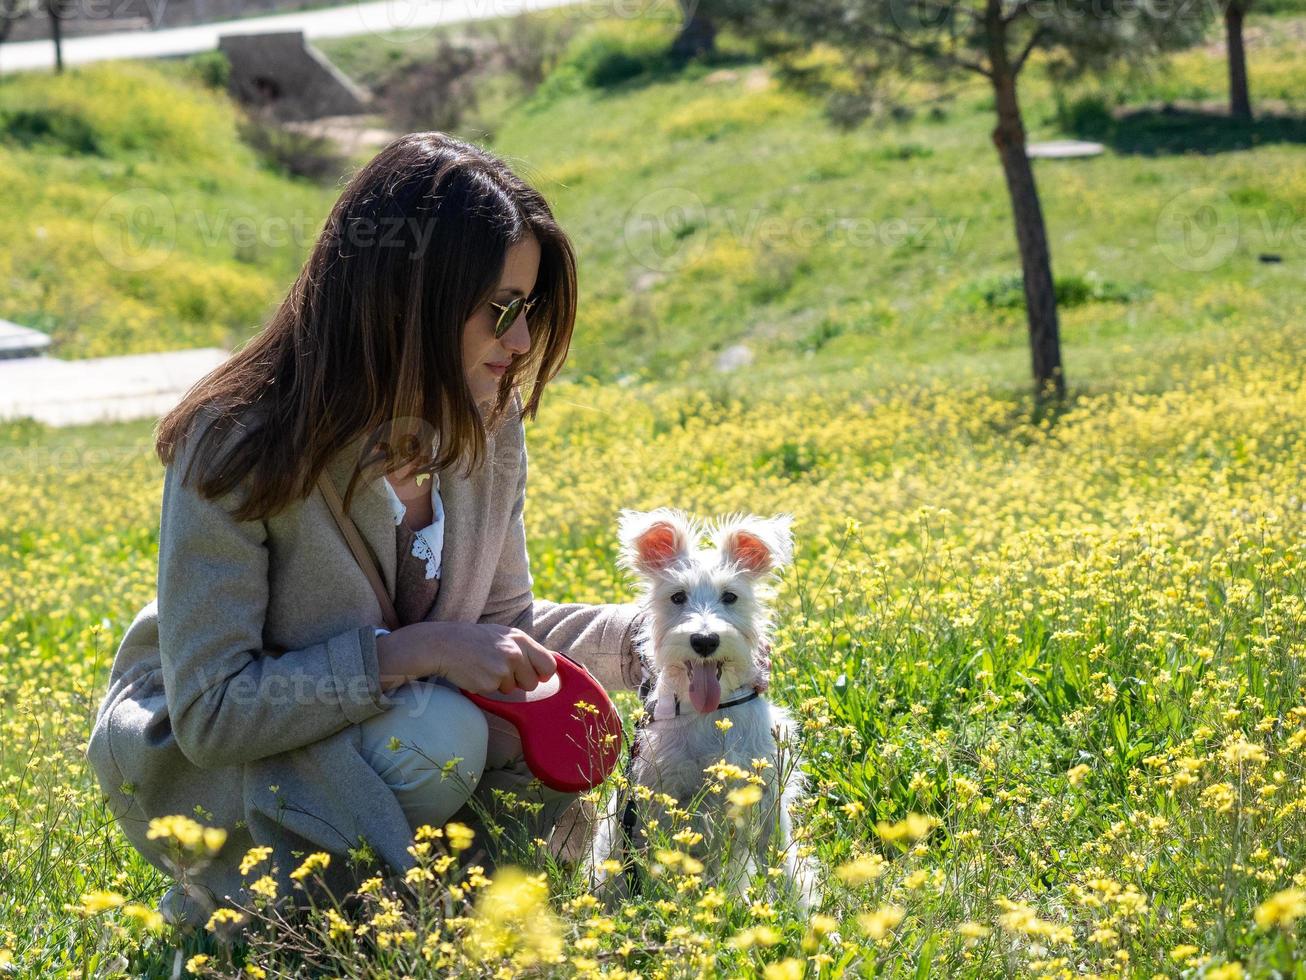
[85,392,645,911]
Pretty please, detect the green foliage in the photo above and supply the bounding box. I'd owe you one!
[0,61,244,165]
[954,272,1148,311]
[527,17,681,107]
[185,50,232,91]
[0,106,101,155]
[1054,92,1115,140]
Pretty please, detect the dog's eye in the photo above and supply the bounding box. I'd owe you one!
[670,591,687,605]
[721,591,738,604]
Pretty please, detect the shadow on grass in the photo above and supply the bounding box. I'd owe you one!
[1091,105,1306,156]
[590,49,760,100]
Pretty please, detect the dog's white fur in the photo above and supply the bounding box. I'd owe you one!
[587,507,820,912]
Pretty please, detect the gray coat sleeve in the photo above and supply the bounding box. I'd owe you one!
[157,415,390,770]
[477,432,646,691]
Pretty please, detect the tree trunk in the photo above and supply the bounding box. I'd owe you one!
[1225,1,1252,121]
[985,16,1064,402]
[670,2,715,62]
[47,0,62,73]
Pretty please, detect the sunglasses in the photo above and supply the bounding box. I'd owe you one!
[487,294,539,339]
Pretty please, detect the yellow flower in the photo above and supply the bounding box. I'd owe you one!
[730,925,781,949]
[903,868,929,891]
[1066,764,1091,787]
[445,822,475,852]
[727,784,763,807]
[185,953,210,973]
[206,908,246,933]
[239,846,273,876]
[858,905,905,940]
[1207,964,1244,980]
[120,903,165,931]
[463,867,563,967]
[764,959,805,980]
[249,875,278,900]
[875,813,937,843]
[1255,888,1306,930]
[290,852,331,881]
[145,815,227,856]
[810,914,839,936]
[75,890,126,915]
[836,853,887,885]
[1222,740,1268,767]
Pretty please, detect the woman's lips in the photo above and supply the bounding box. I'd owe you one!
[486,362,509,376]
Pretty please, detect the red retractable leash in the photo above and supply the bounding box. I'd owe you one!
[460,652,625,793]
[318,472,625,793]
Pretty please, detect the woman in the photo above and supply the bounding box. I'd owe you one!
[85,132,649,929]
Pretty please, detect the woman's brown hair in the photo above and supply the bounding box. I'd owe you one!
[155,131,577,522]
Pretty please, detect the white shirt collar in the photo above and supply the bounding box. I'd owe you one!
[379,471,445,580]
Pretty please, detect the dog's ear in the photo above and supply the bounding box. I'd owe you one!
[617,508,699,576]
[710,512,795,577]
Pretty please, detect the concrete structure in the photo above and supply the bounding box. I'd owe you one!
[0,319,53,359]
[218,30,370,122]
[0,346,231,427]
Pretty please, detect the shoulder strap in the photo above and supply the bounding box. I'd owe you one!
[316,471,400,632]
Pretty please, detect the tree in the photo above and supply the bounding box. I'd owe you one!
[671,0,717,63]
[0,0,72,72]
[46,0,68,72]
[1224,0,1252,120]
[707,0,1208,402]
[0,0,38,67]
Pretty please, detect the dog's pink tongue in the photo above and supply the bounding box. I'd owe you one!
[688,659,721,713]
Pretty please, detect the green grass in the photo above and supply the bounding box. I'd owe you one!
[1,8,1305,976]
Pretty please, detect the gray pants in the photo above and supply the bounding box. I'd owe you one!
[356,680,579,866]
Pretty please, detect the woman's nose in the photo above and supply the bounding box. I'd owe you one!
[501,311,531,354]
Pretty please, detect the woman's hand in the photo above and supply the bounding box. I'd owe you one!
[376,622,557,695]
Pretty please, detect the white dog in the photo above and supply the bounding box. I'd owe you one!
[588,507,820,912]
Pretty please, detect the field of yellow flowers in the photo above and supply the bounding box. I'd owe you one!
[1,317,1304,977]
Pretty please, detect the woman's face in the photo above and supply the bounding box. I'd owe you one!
[462,234,540,407]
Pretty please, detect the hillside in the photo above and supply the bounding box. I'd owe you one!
[0,60,339,358]
[0,9,1301,396]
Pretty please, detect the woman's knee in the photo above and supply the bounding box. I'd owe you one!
[358,682,490,827]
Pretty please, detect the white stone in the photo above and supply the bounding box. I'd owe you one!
[1026,140,1106,159]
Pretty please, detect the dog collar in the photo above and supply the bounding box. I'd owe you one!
[644,685,761,722]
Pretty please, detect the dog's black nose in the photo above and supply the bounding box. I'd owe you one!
[690,632,719,656]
